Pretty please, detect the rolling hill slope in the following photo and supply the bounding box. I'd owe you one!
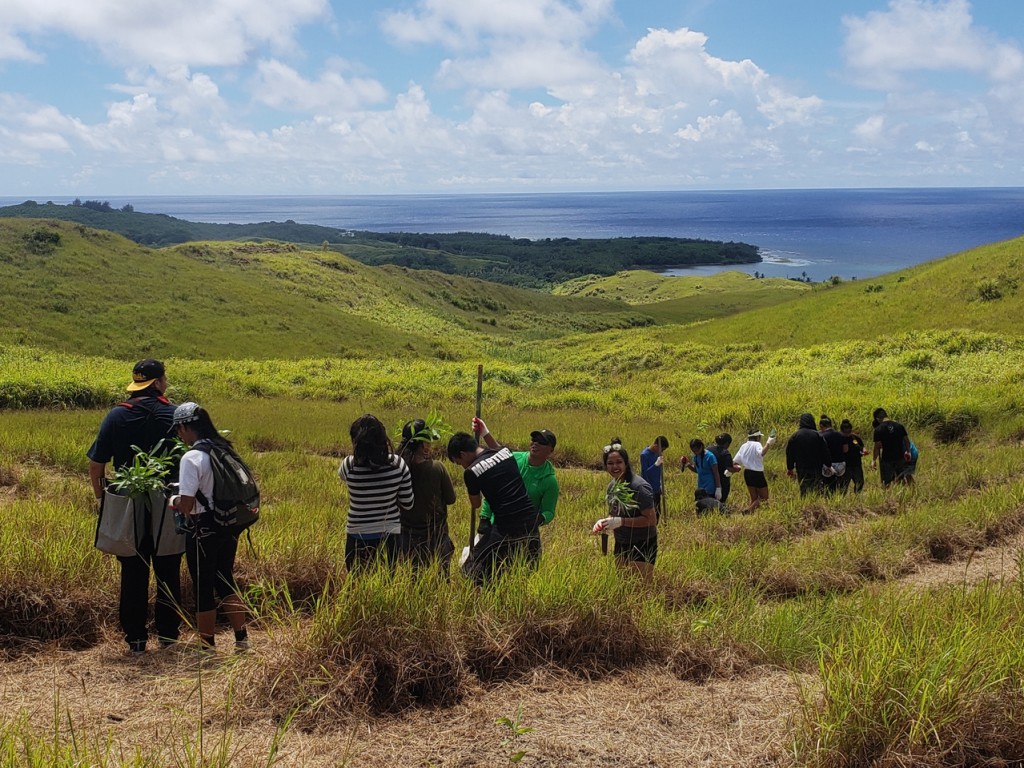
[676,236,1024,349]
[0,219,653,360]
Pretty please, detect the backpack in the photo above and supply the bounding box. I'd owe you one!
[192,440,260,534]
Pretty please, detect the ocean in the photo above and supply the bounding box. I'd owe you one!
[5,188,1023,281]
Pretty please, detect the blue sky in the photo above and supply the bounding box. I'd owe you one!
[1,0,1022,194]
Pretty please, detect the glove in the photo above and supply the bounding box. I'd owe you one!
[472,417,489,437]
[654,456,663,467]
[592,517,623,534]
[766,436,776,446]
[713,488,722,501]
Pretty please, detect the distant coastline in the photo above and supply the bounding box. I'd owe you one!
[1,188,1022,281]
[0,199,759,289]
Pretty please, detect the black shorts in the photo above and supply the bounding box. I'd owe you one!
[743,469,768,489]
[614,535,657,565]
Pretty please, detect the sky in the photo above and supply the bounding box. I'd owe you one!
[1,0,1022,195]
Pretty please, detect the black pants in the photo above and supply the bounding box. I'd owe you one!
[466,528,537,587]
[117,545,182,646]
[185,528,240,613]
[841,463,865,493]
[797,471,824,497]
[345,533,400,573]
[400,527,456,573]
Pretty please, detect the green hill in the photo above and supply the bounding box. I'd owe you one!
[0,219,654,360]
[670,236,1024,349]
[554,269,810,324]
[0,201,760,289]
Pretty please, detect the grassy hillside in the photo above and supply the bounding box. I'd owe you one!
[673,236,1024,349]
[0,219,654,360]
[554,269,810,324]
[6,226,1024,766]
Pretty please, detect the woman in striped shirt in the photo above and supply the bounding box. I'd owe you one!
[338,414,414,573]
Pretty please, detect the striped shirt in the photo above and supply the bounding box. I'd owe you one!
[339,454,414,536]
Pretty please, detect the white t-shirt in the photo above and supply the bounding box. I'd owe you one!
[733,440,765,472]
[178,448,215,516]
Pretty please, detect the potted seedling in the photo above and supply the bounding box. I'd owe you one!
[95,438,186,557]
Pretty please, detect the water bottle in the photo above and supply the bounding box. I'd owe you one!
[769,429,776,439]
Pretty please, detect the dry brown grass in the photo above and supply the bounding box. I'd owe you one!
[0,628,804,767]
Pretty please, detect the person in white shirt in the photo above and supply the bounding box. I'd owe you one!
[732,428,776,513]
[169,402,249,654]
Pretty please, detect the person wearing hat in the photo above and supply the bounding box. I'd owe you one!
[396,418,458,572]
[169,402,250,654]
[732,428,776,512]
[86,358,183,655]
[472,418,560,562]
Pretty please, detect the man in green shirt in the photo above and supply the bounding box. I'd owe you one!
[472,417,559,535]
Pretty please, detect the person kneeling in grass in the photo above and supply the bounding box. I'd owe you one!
[447,431,540,586]
[593,439,658,581]
[169,402,249,654]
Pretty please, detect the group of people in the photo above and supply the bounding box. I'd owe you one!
[88,359,921,655]
[783,409,917,497]
[87,359,248,656]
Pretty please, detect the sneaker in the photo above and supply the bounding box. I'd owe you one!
[128,640,147,656]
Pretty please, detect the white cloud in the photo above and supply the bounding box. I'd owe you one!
[843,0,1024,88]
[381,0,614,50]
[0,0,330,69]
[252,59,389,113]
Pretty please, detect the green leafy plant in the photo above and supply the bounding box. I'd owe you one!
[495,703,534,765]
[608,479,637,513]
[393,410,452,446]
[107,438,185,497]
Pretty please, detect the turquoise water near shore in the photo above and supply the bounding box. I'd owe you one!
[4,188,1022,281]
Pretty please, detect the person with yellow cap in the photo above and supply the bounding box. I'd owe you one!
[87,359,183,655]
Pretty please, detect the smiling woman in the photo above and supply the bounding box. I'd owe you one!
[594,438,657,580]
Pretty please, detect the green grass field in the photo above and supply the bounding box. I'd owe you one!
[2,220,1024,766]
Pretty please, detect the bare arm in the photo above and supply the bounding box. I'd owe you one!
[88,460,107,501]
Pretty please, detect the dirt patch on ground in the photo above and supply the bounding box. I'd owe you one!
[0,629,803,767]
[900,530,1024,590]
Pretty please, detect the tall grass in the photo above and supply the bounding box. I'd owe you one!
[795,581,1024,766]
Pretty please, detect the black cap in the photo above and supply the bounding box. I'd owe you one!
[530,429,557,448]
[127,358,165,391]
